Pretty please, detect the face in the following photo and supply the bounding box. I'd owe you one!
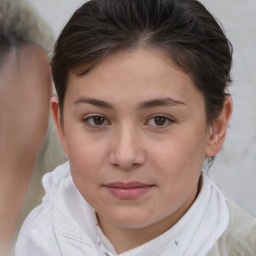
[52,49,227,240]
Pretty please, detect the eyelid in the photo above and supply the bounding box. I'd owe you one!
[145,114,175,127]
[83,113,104,118]
[147,113,175,121]
[82,114,110,127]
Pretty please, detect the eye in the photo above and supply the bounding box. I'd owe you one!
[147,115,173,127]
[83,115,109,127]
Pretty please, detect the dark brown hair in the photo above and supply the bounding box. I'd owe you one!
[51,0,232,123]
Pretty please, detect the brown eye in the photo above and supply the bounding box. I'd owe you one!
[93,116,105,125]
[154,116,167,126]
[147,115,173,127]
[84,115,108,127]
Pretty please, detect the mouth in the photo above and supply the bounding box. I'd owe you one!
[104,182,154,200]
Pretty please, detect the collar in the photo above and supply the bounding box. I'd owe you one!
[45,163,229,256]
[95,173,229,256]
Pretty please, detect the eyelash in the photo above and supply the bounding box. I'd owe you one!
[146,115,174,128]
[82,115,110,128]
[82,114,174,128]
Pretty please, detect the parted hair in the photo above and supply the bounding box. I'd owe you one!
[0,0,55,66]
[51,0,233,124]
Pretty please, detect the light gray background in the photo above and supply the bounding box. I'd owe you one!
[28,0,256,216]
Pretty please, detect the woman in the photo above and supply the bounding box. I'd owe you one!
[16,0,256,255]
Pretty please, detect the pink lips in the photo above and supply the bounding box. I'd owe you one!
[105,182,154,200]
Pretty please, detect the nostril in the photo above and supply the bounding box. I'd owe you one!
[108,137,146,169]
[111,159,144,171]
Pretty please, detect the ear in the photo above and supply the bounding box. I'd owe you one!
[50,96,69,158]
[205,96,233,157]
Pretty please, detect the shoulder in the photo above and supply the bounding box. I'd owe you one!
[215,199,256,256]
[15,162,72,255]
[16,162,100,255]
[15,200,61,255]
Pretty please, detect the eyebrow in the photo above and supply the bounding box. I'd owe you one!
[73,97,186,109]
[73,97,113,108]
[138,97,186,109]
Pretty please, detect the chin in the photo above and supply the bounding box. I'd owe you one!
[102,211,157,229]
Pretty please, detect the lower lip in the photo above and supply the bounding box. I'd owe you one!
[106,186,153,200]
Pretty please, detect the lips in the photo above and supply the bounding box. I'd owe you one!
[105,182,154,200]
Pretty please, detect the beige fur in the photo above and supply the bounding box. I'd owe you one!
[0,0,55,59]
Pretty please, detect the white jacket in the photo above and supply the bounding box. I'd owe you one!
[15,162,256,256]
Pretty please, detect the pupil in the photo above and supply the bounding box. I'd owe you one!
[93,116,105,125]
[154,116,166,126]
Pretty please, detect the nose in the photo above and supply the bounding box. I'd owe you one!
[109,125,146,170]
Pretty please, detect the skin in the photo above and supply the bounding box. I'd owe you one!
[51,48,232,253]
[0,44,51,255]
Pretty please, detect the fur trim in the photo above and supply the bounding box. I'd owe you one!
[0,0,55,59]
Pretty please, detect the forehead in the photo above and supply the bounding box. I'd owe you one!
[66,49,203,105]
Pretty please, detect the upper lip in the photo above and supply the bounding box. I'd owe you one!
[105,182,153,188]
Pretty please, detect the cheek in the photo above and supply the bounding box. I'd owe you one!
[150,130,207,182]
[65,132,111,192]
[65,126,105,161]
[65,136,98,179]
[68,145,101,205]
[150,139,203,210]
